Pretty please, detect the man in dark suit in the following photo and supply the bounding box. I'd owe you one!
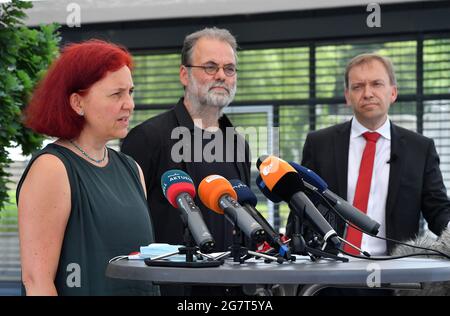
[297,53,450,296]
[300,53,450,256]
[121,27,250,295]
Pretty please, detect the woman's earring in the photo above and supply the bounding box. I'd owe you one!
[79,109,84,116]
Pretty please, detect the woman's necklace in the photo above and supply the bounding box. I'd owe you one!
[69,140,107,164]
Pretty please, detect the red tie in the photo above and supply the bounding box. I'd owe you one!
[344,131,381,255]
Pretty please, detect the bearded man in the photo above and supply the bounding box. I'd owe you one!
[121,28,251,295]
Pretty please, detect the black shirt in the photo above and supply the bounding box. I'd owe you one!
[190,126,241,251]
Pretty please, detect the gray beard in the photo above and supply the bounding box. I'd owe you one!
[185,74,236,118]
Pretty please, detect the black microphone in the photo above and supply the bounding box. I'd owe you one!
[258,156,341,248]
[229,179,292,259]
[289,162,380,235]
[161,170,215,253]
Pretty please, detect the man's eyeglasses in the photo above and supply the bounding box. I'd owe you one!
[184,64,237,77]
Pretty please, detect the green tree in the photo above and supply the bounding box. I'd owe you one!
[0,0,60,211]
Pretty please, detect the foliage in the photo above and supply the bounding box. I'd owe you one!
[0,0,60,211]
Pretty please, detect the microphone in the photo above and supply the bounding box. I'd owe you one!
[198,175,266,243]
[161,169,215,253]
[257,155,340,247]
[255,175,283,203]
[289,162,380,235]
[229,179,291,259]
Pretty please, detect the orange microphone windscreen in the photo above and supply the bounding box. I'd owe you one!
[259,155,296,190]
[198,175,237,214]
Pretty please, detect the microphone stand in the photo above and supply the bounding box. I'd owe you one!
[145,225,224,268]
[213,226,285,264]
[289,206,348,263]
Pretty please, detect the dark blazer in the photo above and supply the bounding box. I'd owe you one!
[121,98,251,247]
[301,119,450,253]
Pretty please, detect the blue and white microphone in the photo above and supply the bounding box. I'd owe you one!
[289,162,380,235]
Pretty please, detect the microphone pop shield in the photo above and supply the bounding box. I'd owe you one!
[289,161,328,192]
[255,175,283,203]
[229,179,257,207]
[256,154,270,170]
[161,169,196,208]
[198,175,237,214]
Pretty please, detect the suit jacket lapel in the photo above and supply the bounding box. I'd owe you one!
[386,122,406,222]
[335,121,352,199]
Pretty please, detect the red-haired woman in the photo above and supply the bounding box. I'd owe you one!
[17,40,158,296]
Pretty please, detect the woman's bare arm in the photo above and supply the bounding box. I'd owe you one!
[18,154,71,296]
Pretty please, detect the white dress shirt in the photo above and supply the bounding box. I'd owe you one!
[347,117,391,255]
